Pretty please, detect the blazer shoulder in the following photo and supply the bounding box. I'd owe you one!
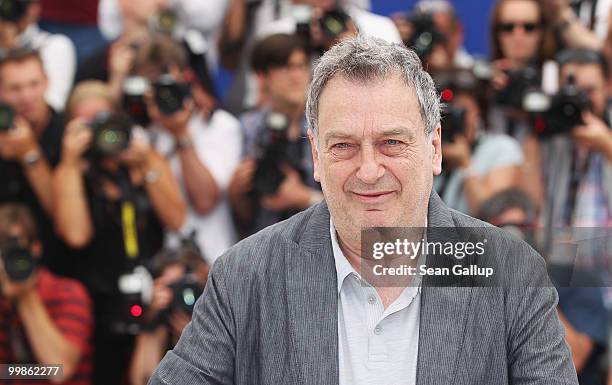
[212,204,320,275]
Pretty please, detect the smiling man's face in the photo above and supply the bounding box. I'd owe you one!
[310,73,442,239]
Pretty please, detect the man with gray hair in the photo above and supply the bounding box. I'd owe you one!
[147,35,577,385]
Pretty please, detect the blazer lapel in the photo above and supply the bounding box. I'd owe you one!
[416,191,473,385]
[285,202,339,385]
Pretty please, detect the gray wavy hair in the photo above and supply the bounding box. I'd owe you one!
[305,35,441,141]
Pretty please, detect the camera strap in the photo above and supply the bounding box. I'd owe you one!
[115,168,140,262]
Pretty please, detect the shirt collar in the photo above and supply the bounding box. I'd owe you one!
[330,217,428,294]
[330,218,357,294]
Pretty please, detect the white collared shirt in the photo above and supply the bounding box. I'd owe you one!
[331,219,422,385]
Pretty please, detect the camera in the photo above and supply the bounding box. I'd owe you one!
[404,11,446,60]
[168,274,204,314]
[523,75,590,137]
[150,9,180,37]
[0,102,14,132]
[0,0,28,22]
[87,112,132,158]
[252,112,295,196]
[0,236,36,282]
[319,8,349,39]
[441,105,466,143]
[121,76,151,127]
[114,265,153,334]
[495,65,541,110]
[153,74,191,115]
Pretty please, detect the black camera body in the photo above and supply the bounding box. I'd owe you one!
[153,74,191,115]
[252,112,293,197]
[319,8,349,39]
[404,12,446,59]
[0,0,29,22]
[0,102,14,132]
[87,112,132,158]
[495,65,541,110]
[0,237,36,282]
[169,274,204,314]
[525,75,591,137]
[441,106,466,143]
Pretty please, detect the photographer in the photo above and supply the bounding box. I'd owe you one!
[544,0,610,51]
[52,80,185,385]
[128,240,208,385]
[0,48,67,272]
[540,49,612,230]
[0,203,93,385]
[478,189,609,385]
[392,0,473,71]
[228,33,322,236]
[78,0,216,106]
[488,0,557,140]
[434,70,523,215]
[219,0,399,114]
[0,0,76,110]
[128,36,242,262]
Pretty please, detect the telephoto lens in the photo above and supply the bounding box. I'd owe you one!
[88,112,133,158]
[153,74,191,115]
[0,237,36,282]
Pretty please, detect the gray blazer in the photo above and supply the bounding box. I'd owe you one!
[148,191,578,385]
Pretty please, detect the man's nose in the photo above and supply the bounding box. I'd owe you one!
[355,145,385,184]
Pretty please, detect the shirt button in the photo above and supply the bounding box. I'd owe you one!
[367,295,376,304]
[374,325,383,335]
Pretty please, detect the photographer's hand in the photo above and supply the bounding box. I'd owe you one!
[61,118,92,167]
[0,117,55,214]
[122,138,186,231]
[149,96,220,215]
[261,165,320,212]
[0,116,39,161]
[572,112,612,162]
[147,97,194,139]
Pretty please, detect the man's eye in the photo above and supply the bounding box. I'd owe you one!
[332,143,351,149]
[384,139,401,145]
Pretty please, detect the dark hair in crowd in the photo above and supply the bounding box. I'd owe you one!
[556,48,609,78]
[250,33,307,73]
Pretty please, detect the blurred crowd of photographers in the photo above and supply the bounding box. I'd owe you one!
[0,0,610,384]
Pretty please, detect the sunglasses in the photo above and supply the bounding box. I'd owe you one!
[496,22,542,33]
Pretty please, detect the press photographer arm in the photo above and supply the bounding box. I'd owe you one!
[0,263,81,382]
[546,0,604,51]
[443,134,520,214]
[148,99,220,215]
[572,112,612,163]
[119,139,186,231]
[0,116,54,215]
[53,118,94,248]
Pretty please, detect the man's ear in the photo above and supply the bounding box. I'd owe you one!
[431,124,442,176]
[308,129,321,182]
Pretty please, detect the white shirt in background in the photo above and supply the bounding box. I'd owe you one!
[149,109,242,264]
